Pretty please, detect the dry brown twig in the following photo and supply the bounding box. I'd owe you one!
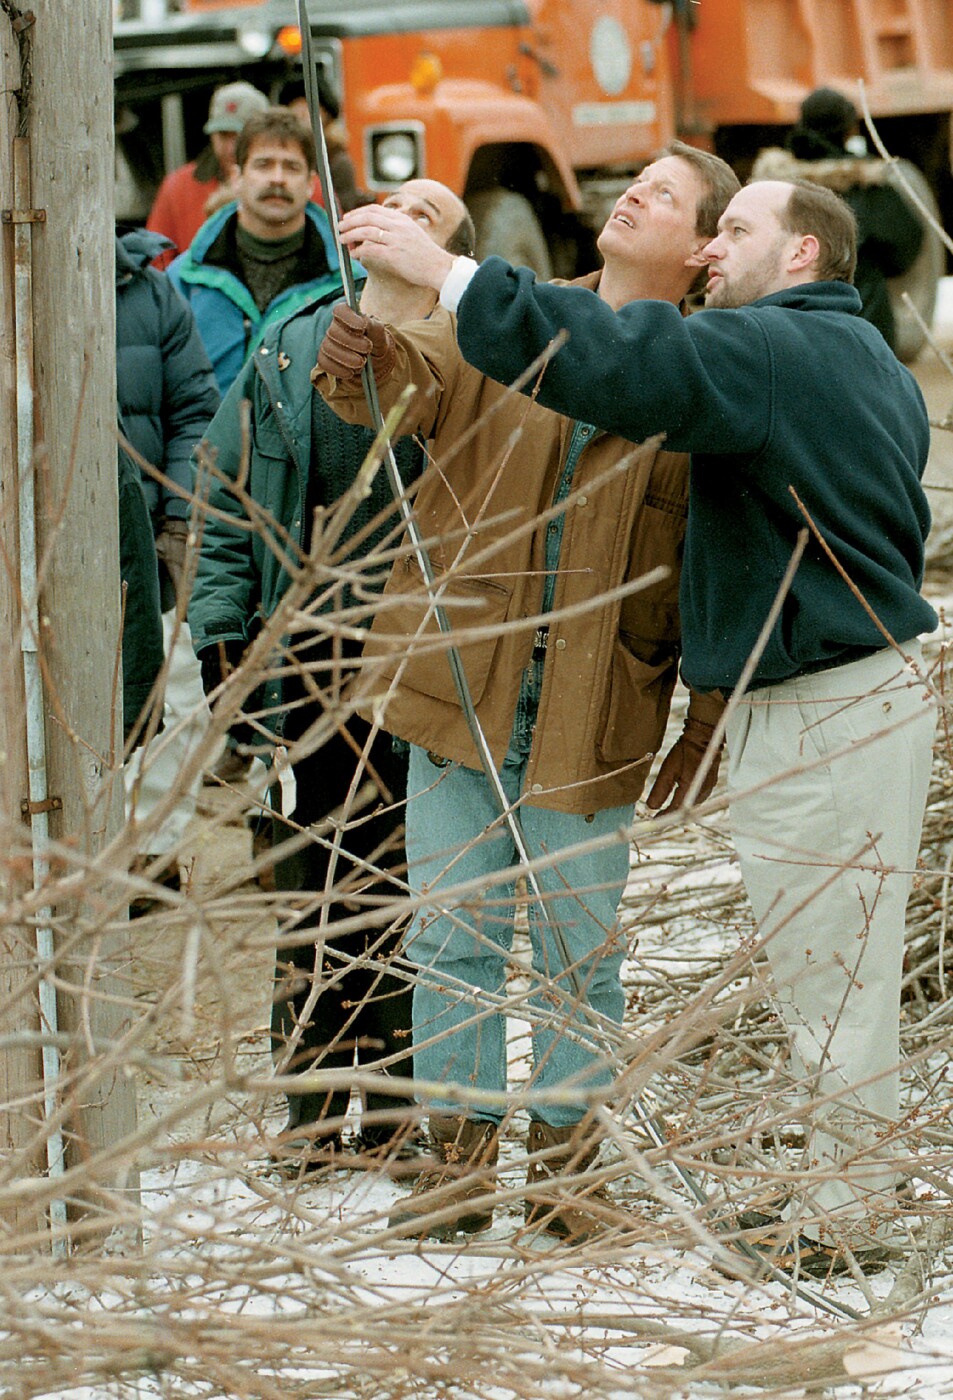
[2,280,953,1400]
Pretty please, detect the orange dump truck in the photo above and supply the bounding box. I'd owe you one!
[115,0,952,344]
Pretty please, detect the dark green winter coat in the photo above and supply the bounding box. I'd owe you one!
[188,289,423,736]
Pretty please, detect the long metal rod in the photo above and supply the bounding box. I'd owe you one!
[12,134,68,1246]
[297,0,550,896]
[296,6,859,1322]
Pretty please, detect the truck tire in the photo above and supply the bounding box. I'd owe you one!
[468,189,554,280]
[888,159,944,363]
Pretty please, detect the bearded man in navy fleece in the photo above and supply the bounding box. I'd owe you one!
[331,178,937,1275]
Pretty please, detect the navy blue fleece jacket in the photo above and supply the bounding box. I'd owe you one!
[454,262,935,692]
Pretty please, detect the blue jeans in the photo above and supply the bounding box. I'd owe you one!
[404,701,632,1127]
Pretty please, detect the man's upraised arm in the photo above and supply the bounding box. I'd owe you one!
[451,257,770,455]
[312,305,457,441]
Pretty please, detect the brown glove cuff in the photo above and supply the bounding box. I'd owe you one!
[681,715,722,754]
[685,686,725,730]
[365,317,397,381]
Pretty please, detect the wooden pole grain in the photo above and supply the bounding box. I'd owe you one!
[0,0,139,1246]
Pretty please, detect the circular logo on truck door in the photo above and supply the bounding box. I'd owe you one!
[590,17,632,97]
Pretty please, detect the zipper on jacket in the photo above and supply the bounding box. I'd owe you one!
[253,344,308,549]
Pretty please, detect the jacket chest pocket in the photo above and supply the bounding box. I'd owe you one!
[619,500,687,648]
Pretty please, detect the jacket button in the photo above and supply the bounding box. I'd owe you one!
[577,495,588,506]
[260,346,269,355]
[554,638,567,650]
[276,401,283,409]
[531,783,543,794]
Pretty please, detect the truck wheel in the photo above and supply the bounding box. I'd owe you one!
[468,189,553,280]
[888,159,944,362]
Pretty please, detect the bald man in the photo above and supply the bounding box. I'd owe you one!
[189,180,475,1170]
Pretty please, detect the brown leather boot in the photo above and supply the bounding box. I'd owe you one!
[388,1113,499,1240]
[524,1119,640,1243]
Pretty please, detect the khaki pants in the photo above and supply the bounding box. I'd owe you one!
[726,643,935,1241]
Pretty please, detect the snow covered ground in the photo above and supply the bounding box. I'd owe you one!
[30,787,953,1399]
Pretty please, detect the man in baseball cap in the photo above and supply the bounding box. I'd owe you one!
[146,82,269,266]
[204,81,270,136]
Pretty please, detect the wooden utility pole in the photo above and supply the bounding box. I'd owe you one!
[0,3,41,1237]
[0,0,138,1243]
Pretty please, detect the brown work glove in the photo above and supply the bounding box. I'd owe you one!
[645,713,723,813]
[315,302,397,384]
[154,517,190,606]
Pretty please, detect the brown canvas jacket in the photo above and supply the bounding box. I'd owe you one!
[314,280,722,813]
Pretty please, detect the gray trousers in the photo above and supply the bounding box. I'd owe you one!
[726,642,935,1241]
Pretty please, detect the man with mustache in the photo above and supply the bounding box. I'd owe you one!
[168,107,345,396]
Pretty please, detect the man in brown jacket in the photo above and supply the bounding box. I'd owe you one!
[313,143,740,1241]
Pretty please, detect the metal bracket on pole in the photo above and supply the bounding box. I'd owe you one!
[20,795,61,820]
[2,207,45,223]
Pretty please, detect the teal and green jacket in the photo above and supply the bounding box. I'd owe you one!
[168,202,344,394]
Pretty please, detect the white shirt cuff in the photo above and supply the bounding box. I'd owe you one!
[439,256,480,313]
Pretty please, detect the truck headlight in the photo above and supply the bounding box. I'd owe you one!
[368,128,422,185]
[238,28,272,59]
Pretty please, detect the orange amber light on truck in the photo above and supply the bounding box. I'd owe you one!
[410,52,443,96]
[276,25,303,58]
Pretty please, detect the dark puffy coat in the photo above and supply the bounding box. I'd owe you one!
[115,231,219,740]
[116,230,220,524]
[117,433,163,743]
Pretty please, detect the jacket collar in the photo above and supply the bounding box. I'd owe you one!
[115,229,173,283]
[186,200,340,274]
[746,280,864,315]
